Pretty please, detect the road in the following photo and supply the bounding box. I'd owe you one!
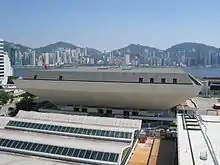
[191,97,220,115]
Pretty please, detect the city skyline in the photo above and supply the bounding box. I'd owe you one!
[4,39,220,52]
[0,0,220,51]
[3,39,220,68]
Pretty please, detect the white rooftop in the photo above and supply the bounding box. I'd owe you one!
[16,111,141,130]
[0,151,85,165]
[200,115,220,164]
[0,115,135,133]
[0,111,141,165]
[0,129,127,153]
[177,114,220,165]
[177,115,194,165]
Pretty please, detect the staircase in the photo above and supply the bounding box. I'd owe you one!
[184,114,201,131]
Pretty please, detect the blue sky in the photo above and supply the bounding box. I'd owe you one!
[0,0,220,51]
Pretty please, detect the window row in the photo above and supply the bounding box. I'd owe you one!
[138,77,177,84]
[0,138,119,163]
[7,121,132,139]
[33,75,178,84]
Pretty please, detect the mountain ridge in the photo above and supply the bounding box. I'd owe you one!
[3,41,101,56]
[3,41,220,56]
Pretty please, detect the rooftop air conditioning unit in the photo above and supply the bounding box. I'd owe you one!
[200,151,208,160]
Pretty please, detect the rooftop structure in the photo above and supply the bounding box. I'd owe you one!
[14,67,202,110]
[21,67,192,84]
[177,113,220,165]
[0,111,142,165]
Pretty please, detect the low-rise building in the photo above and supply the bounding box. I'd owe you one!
[0,110,141,165]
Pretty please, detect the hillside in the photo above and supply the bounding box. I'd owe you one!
[109,44,162,56]
[3,41,220,58]
[4,41,101,55]
[166,42,219,53]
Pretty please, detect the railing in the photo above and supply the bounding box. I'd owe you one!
[188,74,203,85]
[146,138,155,165]
[120,130,139,165]
[172,138,178,165]
[182,114,195,165]
[196,115,219,165]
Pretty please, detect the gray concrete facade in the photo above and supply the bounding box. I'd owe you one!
[14,67,202,110]
[26,67,193,84]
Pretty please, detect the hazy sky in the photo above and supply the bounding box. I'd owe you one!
[0,0,220,51]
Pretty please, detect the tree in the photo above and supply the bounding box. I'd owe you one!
[15,97,33,111]
[8,107,18,117]
[20,92,35,99]
[7,76,18,84]
[0,92,11,105]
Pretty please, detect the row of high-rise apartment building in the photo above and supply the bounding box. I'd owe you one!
[5,43,220,67]
[8,47,93,67]
[0,39,13,85]
[0,39,4,81]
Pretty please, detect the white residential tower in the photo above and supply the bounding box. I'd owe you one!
[0,39,13,85]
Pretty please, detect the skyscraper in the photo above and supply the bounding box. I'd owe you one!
[0,39,4,82]
[4,52,13,78]
[0,39,13,85]
[30,50,36,66]
[125,54,130,65]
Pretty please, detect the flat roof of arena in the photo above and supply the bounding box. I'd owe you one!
[41,67,185,74]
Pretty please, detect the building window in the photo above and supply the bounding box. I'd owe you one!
[132,111,139,116]
[82,108,87,112]
[210,85,220,90]
[106,109,112,115]
[150,78,154,83]
[161,78,166,84]
[34,75,37,80]
[142,120,147,123]
[74,107,79,112]
[139,77,143,83]
[173,78,177,84]
[123,111,129,117]
[59,76,63,80]
[98,109,104,114]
